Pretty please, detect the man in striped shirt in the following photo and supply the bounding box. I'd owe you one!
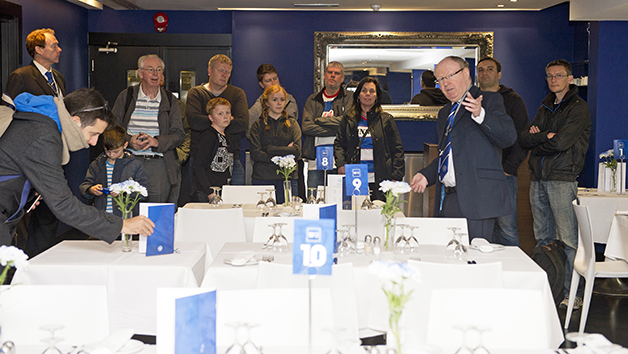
[112,54,185,203]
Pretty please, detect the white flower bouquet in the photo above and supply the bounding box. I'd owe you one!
[271,154,297,182]
[109,178,148,218]
[600,149,618,191]
[0,245,28,284]
[369,260,420,354]
[379,180,411,250]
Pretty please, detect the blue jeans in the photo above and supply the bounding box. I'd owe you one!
[252,179,298,204]
[493,175,520,246]
[530,180,580,297]
[231,159,245,186]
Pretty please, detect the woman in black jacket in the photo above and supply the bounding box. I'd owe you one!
[334,77,405,201]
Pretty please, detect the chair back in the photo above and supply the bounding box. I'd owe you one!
[255,262,358,340]
[175,206,246,261]
[336,209,385,241]
[407,260,504,289]
[221,185,275,204]
[396,217,469,245]
[2,285,109,345]
[572,199,596,276]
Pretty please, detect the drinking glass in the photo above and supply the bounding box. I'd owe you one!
[342,224,357,254]
[274,223,289,252]
[473,326,491,354]
[316,187,326,204]
[265,188,277,208]
[291,196,303,214]
[307,187,317,204]
[453,324,474,354]
[240,323,263,354]
[40,324,64,354]
[224,322,244,354]
[407,225,419,252]
[263,223,278,250]
[452,233,468,260]
[256,191,267,209]
[394,224,409,253]
[208,186,223,207]
[335,229,349,257]
[446,227,462,249]
[361,190,374,210]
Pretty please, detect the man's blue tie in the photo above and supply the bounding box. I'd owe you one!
[438,102,459,182]
[45,71,58,96]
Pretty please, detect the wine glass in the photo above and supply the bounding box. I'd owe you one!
[394,224,409,253]
[265,188,277,208]
[291,196,303,215]
[263,223,278,249]
[224,322,245,354]
[323,326,347,354]
[275,223,289,252]
[256,191,267,209]
[453,324,474,354]
[208,186,223,207]
[335,229,349,257]
[40,324,64,354]
[361,190,374,210]
[307,187,317,204]
[342,224,357,254]
[240,323,263,354]
[316,187,326,204]
[446,227,462,249]
[473,326,491,354]
[452,233,468,260]
[407,225,419,252]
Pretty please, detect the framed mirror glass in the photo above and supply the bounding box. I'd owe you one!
[314,31,494,120]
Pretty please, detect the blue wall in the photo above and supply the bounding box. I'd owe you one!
[10,0,88,92]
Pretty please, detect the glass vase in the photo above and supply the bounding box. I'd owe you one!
[121,211,132,252]
[384,215,396,251]
[283,180,292,206]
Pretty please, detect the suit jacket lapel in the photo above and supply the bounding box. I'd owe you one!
[450,85,479,130]
[29,61,55,96]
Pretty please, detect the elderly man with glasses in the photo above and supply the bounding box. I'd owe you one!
[520,59,591,309]
[112,54,185,203]
[410,56,517,241]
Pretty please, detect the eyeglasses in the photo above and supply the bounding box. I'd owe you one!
[435,68,464,85]
[143,67,164,74]
[546,74,568,81]
[71,102,109,116]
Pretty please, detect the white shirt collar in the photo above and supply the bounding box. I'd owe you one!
[33,60,53,79]
[139,84,161,102]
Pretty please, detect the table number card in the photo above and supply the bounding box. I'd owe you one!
[292,219,335,276]
[344,164,368,196]
[316,145,334,170]
[139,203,175,255]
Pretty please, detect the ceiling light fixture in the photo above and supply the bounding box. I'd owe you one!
[371,4,381,11]
[293,3,339,7]
[497,4,505,7]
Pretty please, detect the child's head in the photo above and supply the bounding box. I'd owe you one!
[206,97,232,131]
[261,85,289,130]
[103,125,128,160]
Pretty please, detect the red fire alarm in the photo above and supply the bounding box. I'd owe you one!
[153,12,169,33]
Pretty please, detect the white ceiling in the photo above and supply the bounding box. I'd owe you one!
[99,0,567,12]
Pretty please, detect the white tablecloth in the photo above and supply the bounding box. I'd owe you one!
[12,240,207,335]
[606,213,628,262]
[201,242,564,349]
[578,190,628,243]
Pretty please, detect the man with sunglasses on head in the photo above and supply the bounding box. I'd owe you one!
[410,56,516,242]
[112,54,185,204]
[0,88,155,248]
[520,59,591,309]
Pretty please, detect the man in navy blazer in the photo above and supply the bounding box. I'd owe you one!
[5,28,65,99]
[410,56,517,241]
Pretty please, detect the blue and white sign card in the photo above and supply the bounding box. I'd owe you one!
[139,203,175,255]
[614,139,628,159]
[175,291,216,354]
[344,164,368,196]
[292,219,335,276]
[316,145,335,170]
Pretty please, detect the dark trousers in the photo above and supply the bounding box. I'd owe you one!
[439,187,496,242]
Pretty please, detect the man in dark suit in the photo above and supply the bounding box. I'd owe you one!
[410,56,517,241]
[6,28,65,99]
[4,28,65,256]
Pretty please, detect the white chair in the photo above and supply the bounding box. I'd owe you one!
[396,217,469,245]
[407,260,503,288]
[566,200,628,332]
[2,285,109,346]
[251,217,296,243]
[175,205,246,262]
[255,262,359,340]
[427,288,551,350]
[221,185,275,204]
[337,209,385,240]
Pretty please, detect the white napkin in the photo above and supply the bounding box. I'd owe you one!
[230,251,256,266]
[571,333,628,354]
[471,238,494,253]
[81,328,134,354]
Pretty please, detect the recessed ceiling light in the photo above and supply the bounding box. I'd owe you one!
[497,4,505,7]
[510,0,517,2]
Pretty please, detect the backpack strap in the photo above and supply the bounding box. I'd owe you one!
[124,86,174,114]
[0,175,31,223]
